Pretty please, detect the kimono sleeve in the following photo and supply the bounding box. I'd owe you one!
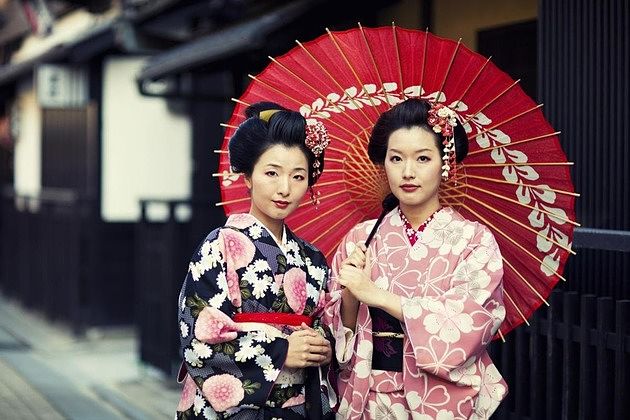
[178,228,289,413]
[308,251,339,409]
[321,225,366,368]
[400,225,506,381]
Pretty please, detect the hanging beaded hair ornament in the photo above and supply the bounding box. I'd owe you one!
[427,103,459,181]
[258,109,330,206]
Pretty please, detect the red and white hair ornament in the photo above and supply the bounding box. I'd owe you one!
[304,119,330,180]
[428,103,459,181]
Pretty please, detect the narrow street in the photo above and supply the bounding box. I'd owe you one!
[0,295,180,419]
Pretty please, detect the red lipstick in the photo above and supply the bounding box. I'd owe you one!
[400,184,419,192]
[273,200,289,209]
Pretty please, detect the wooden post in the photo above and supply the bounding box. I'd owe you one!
[596,297,613,418]
[546,290,561,419]
[514,325,527,417]
[562,291,578,419]
[578,294,596,419]
[614,300,630,419]
[530,310,545,419]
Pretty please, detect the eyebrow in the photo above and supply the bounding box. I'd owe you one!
[388,148,434,154]
[265,163,307,171]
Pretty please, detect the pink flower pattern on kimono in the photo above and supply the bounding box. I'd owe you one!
[222,229,256,270]
[202,374,245,412]
[283,267,307,314]
[177,374,196,411]
[195,306,240,344]
[225,213,256,230]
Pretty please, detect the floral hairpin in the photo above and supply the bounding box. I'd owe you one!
[304,119,330,181]
[258,111,329,207]
[427,103,459,180]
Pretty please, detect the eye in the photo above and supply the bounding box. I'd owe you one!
[294,174,305,181]
[265,170,278,177]
[389,155,402,163]
[418,156,430,162]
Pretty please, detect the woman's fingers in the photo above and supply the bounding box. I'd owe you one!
[339,265,362,281]
[305,343,329,354]
[306,353,328,363]
[288,328,332,366]
[300,351,327,366]
[342,256,362,269]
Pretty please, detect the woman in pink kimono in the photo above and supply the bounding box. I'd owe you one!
[324,98,507,419]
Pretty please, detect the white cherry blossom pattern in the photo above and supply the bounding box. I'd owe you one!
[448,356,481,389]
[406,373,451,415]
[451,260,492,305]
[423,299,474,344]
[475,360,507,413]
[368,393,410,420]
[402,297,424,319]
[413,335,468,377]
[220,171,240,187]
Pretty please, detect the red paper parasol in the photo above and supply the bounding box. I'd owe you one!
[215,25,578,338]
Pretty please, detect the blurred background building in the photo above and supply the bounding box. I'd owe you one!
[0,1,627,419]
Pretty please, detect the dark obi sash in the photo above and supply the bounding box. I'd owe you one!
[369,307,404,372]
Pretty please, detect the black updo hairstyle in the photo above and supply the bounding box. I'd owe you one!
[228,101,325,186]
[362,98,469,247]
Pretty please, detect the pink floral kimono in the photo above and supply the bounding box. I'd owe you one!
[324,207,507,419]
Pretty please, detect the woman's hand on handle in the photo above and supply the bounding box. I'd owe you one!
[337,247,379,306]
[341,243,367,270]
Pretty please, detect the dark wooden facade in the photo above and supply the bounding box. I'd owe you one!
[539,0,629,299]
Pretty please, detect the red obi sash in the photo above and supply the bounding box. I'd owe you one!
[233,312,313,327]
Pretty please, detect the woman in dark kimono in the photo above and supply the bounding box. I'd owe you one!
[176,102,335,419]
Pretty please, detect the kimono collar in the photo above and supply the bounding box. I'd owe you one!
[397,206,442,246]
[226,213,288,252]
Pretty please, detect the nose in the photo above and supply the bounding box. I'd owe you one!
[402,160,415,179]
[277,175,290,196]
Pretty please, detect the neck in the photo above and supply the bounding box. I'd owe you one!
[248,210,283,240]
[399,198,441,229]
